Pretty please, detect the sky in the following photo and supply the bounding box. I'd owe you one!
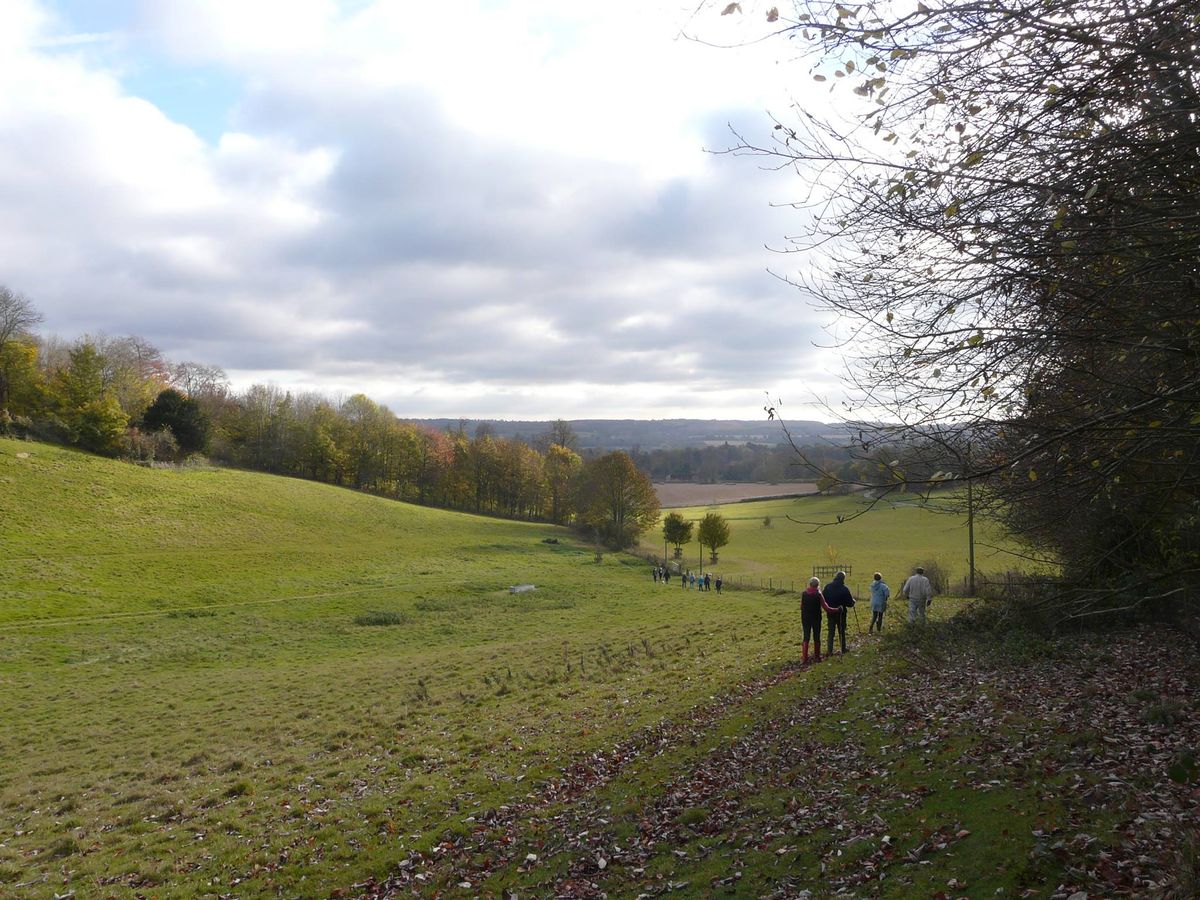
[1,0,842,420]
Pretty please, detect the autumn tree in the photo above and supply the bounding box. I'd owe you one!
[572,451,661,549]
[229,384,291,472]
[52,341,128,456]
[543,443,582,523]
[94,335,169,418]
[170,361,228,400]
[0,338,43,420]
[708,0,1200,614]
[662,511,694,559]
[297,399,347,482]
[412,425,453,504]
[0,287,43,412]
[340,394,389,490]
[697,512,731,563]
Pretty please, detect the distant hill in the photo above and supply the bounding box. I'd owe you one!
[406,418,846,451]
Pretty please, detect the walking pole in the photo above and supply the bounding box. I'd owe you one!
[851,602,862,634]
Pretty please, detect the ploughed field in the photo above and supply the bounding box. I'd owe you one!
[2,439,1195,898]
[652,481,817,508]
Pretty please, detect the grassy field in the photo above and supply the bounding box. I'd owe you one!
[639,492,1029,593]
[0,439,822,896]
[3,438,1192,898]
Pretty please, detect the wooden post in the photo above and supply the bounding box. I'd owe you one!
[966,442,977,597]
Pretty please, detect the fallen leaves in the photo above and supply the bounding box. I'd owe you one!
[349,629,1200,897]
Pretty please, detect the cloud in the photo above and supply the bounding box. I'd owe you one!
[0,0,839,419]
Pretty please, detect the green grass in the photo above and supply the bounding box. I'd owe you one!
[0,439,808,896]
[640,492,1029,591]
[2,438,1162,898]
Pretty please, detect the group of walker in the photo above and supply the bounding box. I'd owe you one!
[799,566,935,665]
[651,565,722,593]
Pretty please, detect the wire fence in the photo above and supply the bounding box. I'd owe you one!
[632,548,818,595]
[632,548,875,598]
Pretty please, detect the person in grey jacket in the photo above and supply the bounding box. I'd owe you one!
[902,566,934,624]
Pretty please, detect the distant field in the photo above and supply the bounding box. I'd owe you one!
[640,492,1030,593]
[653,481,818,508]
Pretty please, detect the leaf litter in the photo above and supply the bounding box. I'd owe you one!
[352,629,1200,897]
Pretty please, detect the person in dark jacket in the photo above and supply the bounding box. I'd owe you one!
[822,571,855,655]
[800,577,825,665]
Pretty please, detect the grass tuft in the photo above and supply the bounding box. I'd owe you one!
[354,610,409,627]
[225,779,254,798]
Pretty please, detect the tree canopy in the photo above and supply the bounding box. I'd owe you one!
[572,451,661,549]
[697,512,731,563]
[662,511,694,557]
[0,286,42,411]
[143,388,211,457]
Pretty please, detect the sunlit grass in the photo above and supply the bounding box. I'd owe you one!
[0,438,1079,898]
[0,439,806,896]
[640,491,1030,592]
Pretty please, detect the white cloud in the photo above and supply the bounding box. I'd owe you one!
[0,0,842,420]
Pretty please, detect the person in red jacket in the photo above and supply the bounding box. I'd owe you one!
[800,577,825,665]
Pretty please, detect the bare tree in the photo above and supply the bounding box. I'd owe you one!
[534,418,580,453]
[170,360,229,400]
[700,0,1200,613]
[0,286,41,349]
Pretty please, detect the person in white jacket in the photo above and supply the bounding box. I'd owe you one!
[902,566,934,624]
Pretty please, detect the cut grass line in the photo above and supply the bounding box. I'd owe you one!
[0,546,345,563]
[0,583,434,631]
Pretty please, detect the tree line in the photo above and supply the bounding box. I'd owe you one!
[632,442,840,484]
[0,288,659,547]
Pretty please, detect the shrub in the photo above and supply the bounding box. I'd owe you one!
[1145,701,1186,727]
[21,413,68,444]
[142,388,210,455]
[125,427,179,464]
[913,559,951,594]
[70,397,128,456]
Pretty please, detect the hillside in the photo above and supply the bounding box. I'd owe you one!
[2,439,1196,898]
[0,438,809,895]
